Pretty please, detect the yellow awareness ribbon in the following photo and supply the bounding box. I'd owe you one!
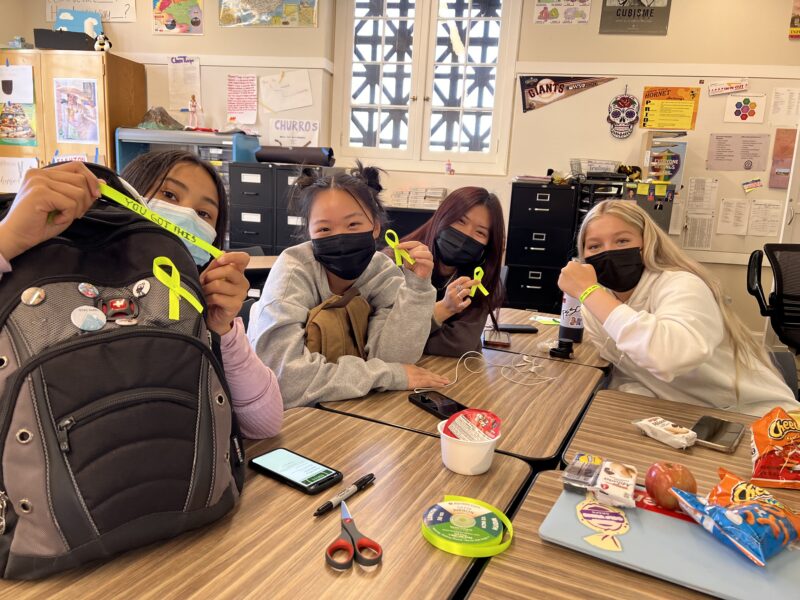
[420,496,513,558]
[100,183,223,261]
[153,256,204,321]
[384,229,416,266]
[470,266,489,297]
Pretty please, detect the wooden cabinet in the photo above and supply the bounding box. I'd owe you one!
[0,49,146,170]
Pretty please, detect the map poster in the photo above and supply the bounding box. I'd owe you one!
[153,0,203,35]
[219,0,318,28]
[640,87,700,130]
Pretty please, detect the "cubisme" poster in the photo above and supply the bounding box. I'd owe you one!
[599,0,672,36]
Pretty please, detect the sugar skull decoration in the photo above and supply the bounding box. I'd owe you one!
[607,93,640,139]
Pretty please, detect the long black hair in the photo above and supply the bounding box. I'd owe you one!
[120,150,228,246]
[291,161,387,240]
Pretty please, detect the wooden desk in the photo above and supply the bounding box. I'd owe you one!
[321,349,604,462]
[469,471,710,599]
[563,390,799,504]
[0,408,531,599]
[246,255,278,270]
[488,308,610,370]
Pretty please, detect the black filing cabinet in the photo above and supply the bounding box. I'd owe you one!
[504,183,579,313]
[229,162,322,254]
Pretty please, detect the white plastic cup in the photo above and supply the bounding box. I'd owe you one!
[437,420,501,476]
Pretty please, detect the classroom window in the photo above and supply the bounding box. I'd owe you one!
[334,0,521,174]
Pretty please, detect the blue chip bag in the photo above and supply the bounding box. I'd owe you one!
[670,487,799,567]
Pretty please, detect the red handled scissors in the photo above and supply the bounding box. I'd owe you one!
[325,501,383,570]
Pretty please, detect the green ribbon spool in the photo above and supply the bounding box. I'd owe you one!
[420,495,513,558]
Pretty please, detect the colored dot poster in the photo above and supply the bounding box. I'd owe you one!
[153,0,203,35]
[723,93,766,124]
[640,86,700,130]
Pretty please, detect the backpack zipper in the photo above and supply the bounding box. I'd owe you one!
[56,388,197,453]
[0,490,7,535]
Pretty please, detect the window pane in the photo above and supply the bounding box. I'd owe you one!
[383,19,414,62]
[380,109,409,149]
[428,1,502,154]
[355,0,385,18]
[432,65,464,107]
[381,63,412,105]
[435,21,468,64]
[464,66,495,109]
[386,0,415,17]
[460,111,492,152]
[348,2,414,149]
[429,110,461,152]
[353,19,383,63]
[350,108,379,147]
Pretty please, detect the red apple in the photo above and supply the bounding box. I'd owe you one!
[645,462,697,510]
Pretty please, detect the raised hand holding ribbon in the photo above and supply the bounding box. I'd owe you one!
[470,267,489,297]
[385,229,416,266]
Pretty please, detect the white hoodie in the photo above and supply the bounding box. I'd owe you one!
[582,269,797,416]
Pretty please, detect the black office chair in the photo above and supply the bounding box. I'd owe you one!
[747,244,800,354]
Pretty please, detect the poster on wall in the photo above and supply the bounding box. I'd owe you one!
[219,0,318,27]
[0,103,37,147]
[54,78,99,144]
[723,93,766,123]
[153,0,203,34]
[706,133,769,171]
[519,76,615,112]
[167,56,202,111]
[227,74,258,125]
[46,0,136,22]
[0,65,34,104]
[790,0,800,39]
[0,158,38,193]
[640,86,700,130]
[599,0,672,35]
[268,118,319,147]
[769,128,797,189]
[534,1,590,25]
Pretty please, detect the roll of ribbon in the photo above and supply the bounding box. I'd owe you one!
[421,495,513,557]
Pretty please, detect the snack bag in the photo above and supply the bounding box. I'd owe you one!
[443,409,501,442]
[670,471,800,567]
[750,407,800,489]
[632,416,697,449]
[590,461,637,508]
[562,453,603,493]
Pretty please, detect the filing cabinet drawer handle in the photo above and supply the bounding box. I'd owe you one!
[533,208,550,212]
[243,230,258,235]
[536,193,550,202]
[243,191,259,196]
[525,247,546,252]
[528,272,542,280]
[531,233,546,241]
[525,285,542,290]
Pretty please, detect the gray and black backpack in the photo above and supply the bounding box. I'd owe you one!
[0,165,244,579]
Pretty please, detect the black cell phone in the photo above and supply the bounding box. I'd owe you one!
[409,391,468,420]
[248,448,343,494]
[691,416,746,453]
[496,323,539,334]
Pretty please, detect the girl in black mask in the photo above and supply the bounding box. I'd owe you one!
[557,200,795,416]
[394,187,506,357]
[248,162,448,408]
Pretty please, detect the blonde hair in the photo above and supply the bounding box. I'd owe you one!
[578,200,777,385]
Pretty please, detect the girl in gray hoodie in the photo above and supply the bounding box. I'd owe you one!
[248,163,448,408]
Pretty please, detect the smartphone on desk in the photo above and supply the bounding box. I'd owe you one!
[482,329,512,349]
[409,391,468,420]
[249,448,343,494]
[496,323,538,334]
[691,416,746,453]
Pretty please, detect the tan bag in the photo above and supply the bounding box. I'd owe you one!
[305,287,371,363]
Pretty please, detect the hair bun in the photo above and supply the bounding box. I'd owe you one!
[293,167,319,191]
[351,160,384,194]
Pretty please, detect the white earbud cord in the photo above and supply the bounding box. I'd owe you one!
[413,351,559,393]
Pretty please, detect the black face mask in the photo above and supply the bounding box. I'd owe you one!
[585,247,645,292]
[312,231,376,280]
[435,227,486,268]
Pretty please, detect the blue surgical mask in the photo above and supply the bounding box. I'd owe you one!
[145,198,217,266]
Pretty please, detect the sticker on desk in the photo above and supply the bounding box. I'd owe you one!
[241,173,261,184]
[576,495,629,552]
[241,212,262,223]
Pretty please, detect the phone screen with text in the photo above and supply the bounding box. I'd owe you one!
[252,449,334,487]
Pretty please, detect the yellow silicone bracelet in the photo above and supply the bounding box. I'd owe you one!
[579,284,601,303]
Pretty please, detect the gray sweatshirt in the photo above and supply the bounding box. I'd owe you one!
[247,242,436,408]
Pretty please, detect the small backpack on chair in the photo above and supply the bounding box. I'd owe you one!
[305,288,371,363]
[0,164,244,579]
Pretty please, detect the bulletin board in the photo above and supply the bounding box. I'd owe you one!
[143,62,332,147]
[510,67,800,265]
